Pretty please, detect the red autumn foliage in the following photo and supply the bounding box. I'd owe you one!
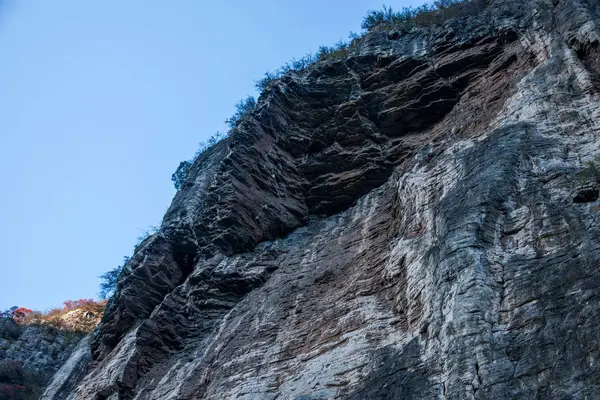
[1,299,108,334]
[11,308,32,322]
[63,299,96,310]
[63,299,108,311]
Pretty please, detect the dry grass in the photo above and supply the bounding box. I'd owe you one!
[7,299,107,334]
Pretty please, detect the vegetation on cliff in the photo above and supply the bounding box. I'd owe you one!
[98,225,160,299]
[170,0,487,191]
[255,0,487,90]
[361,0,487,31]
[99,257,128,300]
[1,299,107,334]
[45,0,600,396]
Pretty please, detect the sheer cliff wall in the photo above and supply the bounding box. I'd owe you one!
[44,0,600,398]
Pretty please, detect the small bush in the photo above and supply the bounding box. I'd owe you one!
[0,307,16,320]
[0,308,33,337]
[254,53,320,92]
[63,299,98,311]
[255,33,361,92]
[10,300,108,334]
[361,1,486,31]
[225,96,257,130]
[0,315,20,341]
[172,1,488,195]
[99,256,129,299]
[316,41,349,61]
[255,71,280,92]
[171,131,229,191]
[361,5,411,31]
[98,227,158,299]
[254,1,487,98]
[11,308,32,324]
[135,226,159,250]
[289,54,318,71]
[577,155,600,183]
[196,131,227,156]
[172,160,192,191]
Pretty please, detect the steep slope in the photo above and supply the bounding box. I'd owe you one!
[45,0,600,398]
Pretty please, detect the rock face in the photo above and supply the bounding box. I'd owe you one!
[46,0,600,398]
[0,319,83,399]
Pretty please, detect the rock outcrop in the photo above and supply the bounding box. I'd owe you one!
[0,319,83,399]
[45,0,600,398]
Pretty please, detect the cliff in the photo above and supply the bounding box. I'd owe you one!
[45,0,600,398]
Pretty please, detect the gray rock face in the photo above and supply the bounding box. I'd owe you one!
[45,0,600,398]
[0,319,82,399]
[40,336,91,400]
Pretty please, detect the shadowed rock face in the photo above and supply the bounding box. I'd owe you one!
[0,321,83,400]
[44,0,600,398]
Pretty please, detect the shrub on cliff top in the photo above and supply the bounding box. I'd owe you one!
[170,96,255,192]
[63,299,100,311]
[174,0,489,192]
[254,35,361,92]
[98,227,159,299]
[256,0,487,93]
[171,160,192,191]
[171,130,230,190]
[135,226,159,251]
[1,300,107,334]
[0,308,31,323]
[0,307,16,320]
[255,54,317,91]
[315,37,361,63]
[171,134,223,190]
[225,96,257,130]
[361,0,487,31]
[171,95,255,192]
[99,256,129,299]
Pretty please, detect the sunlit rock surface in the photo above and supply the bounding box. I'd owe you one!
[45,0,600,398]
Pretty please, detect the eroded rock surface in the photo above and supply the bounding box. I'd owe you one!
[46,0,600,398]
[0,319,83,399]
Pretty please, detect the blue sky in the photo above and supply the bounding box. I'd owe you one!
[0,0,419,311]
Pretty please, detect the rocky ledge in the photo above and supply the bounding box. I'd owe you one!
[44,0,600,398]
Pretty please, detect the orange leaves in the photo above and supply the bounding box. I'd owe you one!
[63,299,96,310]
[11,308,32,322]
[3,299,107,333]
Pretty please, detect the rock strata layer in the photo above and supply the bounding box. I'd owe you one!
[45,0,600,398]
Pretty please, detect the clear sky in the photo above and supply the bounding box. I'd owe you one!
[0,0,419,311]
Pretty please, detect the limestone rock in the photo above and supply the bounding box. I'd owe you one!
[0,320,82,399]
[45,0,600,398]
